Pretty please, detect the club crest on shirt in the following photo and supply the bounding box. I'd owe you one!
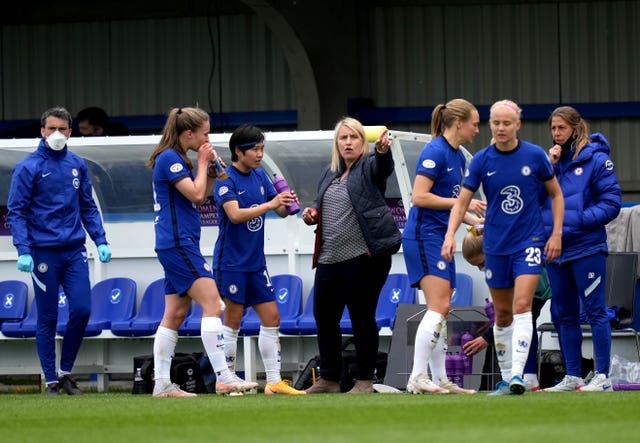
[228,284,238,295]
[521,166,531,176]
[38,262,48,273]
[574,167,583,176]
[72,168,79,177]
[437,260,446,271]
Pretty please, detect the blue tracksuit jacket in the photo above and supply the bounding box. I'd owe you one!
[542,133,621,263]
[7,140,107,255]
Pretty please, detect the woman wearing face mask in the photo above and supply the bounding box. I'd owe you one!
[540,106,621,392]
[7,106,112,395]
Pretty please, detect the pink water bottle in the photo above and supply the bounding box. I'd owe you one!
[272,174,300,215]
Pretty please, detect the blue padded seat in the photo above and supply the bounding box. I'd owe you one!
[451,273,473,307]
[57,278,137,337]
[0,280,28,324]
[240,274,304,336]
[111,279,165,337]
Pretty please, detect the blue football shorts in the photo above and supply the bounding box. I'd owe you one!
[402,236,456,288]
[484,246,543,289]
[156,244,214,297]
[215,266,275,307]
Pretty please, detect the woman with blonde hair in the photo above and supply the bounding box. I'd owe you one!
[302,117,401,394]
[442,99,564,396]
[403,98,486,395]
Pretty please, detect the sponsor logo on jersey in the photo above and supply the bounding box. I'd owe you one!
[423,159,436,169]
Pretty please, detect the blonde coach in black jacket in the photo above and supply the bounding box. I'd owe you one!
[302,117,401,394]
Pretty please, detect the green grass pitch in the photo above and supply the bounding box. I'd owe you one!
[1,391,639,443]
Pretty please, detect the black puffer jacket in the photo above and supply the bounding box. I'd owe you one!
[310,149,401,267]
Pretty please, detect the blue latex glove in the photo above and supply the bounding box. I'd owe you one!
[17,254,34,272]
[97,244,112,263]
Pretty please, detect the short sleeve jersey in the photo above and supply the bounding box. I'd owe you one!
[463,141,554,255]
[213,166,277,272]
[152,149,201,250]
[403,135,467,239]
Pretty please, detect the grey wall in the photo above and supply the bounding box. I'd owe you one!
[1,0,638,198]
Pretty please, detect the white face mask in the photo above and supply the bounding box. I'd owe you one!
[46,130,67,151]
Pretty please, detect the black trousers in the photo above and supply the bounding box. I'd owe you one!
[313,253,391,382]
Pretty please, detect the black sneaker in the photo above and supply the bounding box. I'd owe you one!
[58,375,83,395]
[45,383,60,396]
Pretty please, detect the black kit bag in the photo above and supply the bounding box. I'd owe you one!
[132,352,210,394]
[294,340,388,392]
[293,355,321,391]
[538,350,594,389]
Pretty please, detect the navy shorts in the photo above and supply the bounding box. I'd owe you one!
[215,266,275,307]
[484,246,543,289]
[402,236,456,288]
[156,244,214,297]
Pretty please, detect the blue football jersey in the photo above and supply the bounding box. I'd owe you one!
[463,141,554,255]
[213,166,277,271]
[403,135,467,239]
[152,149,201,250]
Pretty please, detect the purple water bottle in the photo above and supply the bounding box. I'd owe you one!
[460,331,474,374]
[484,298,495,323]
[452,352,464,387]
[445,352,454,382]
[272,174,300,215]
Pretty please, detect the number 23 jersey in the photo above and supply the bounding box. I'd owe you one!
[463,141,555,255]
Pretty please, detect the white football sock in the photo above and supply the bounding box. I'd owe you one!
[410,310,445,379]
[523,373,539,386]
[511,311,533,379]
[429,319,449,385]
[201,316,234,384]
[494,323,514,381]
[153,326,178,385]
[223,325,239,373]
[259,325,282,385]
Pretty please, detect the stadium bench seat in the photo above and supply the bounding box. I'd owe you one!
[0,280,28,324]
[340,273,416,333]
[240,274,304,336]
[111,279,165,337]
[451,273,473,307]
[57,278,137,337]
